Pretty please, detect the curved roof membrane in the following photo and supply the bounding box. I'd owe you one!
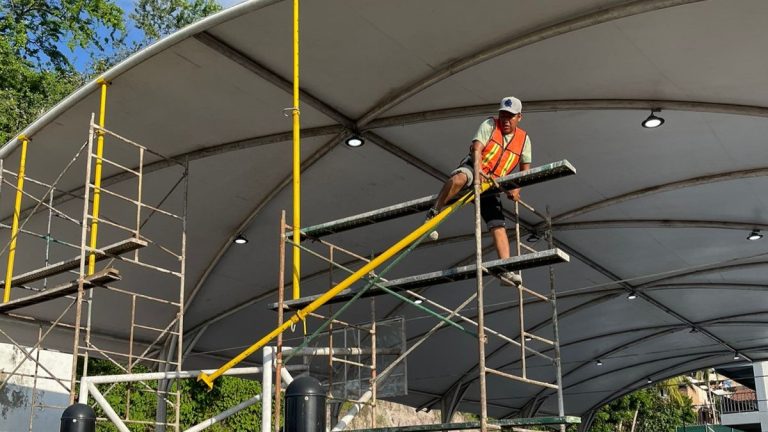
[3,0,768,424]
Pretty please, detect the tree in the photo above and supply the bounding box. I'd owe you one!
[590,383,696,432]
[0,0,125,71]
[0,0,222,143]
[131,0,221,42]
[85,357,263,431]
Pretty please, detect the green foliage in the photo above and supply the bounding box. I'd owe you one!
[0,36,81,143]
[131,0,221,41]
[84,358,263,431]
[0,0,221,144]
[590,383,696,432]
[0,0,125,71]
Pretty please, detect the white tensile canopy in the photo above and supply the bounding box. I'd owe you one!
[3,0,768,425]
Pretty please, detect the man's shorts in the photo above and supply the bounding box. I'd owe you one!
[450,159,506,229]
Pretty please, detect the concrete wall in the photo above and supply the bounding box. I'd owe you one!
[0,342,72,432]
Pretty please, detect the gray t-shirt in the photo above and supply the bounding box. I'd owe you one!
[473,118,532,164]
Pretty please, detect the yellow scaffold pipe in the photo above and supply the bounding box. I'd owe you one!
[87,79,109,276]
[3,135,29,303]
[197,181,491,389]
[291,0,301,300]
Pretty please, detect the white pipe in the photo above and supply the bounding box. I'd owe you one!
[88,382,131,432]
[331,390,373,432]
[280,366,294,386]
[262,346,273,432]
[184,394,262,432]
[77,365,306,403]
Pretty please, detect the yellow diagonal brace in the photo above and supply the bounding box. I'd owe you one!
[197,181,492,389]
[3,136,29,303]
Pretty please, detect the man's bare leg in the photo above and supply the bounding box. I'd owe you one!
[491,226,522,286]
[432,172,469,212]
[490,226,510,259]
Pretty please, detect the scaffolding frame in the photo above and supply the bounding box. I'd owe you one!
[267,160,577,432]
[0,110,188,431]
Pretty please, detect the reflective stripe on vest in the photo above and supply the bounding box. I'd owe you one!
[480,117,527,177]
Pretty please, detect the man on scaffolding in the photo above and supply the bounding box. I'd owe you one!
[426,96,531,286]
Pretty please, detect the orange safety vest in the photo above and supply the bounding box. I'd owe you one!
[479,117,527,177]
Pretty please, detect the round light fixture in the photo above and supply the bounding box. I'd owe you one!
[627,292,638,300]
[345,136,365,147]
[647,377,653,384]
[234,234,249,245]
[642,109,665,128]
[596,359,603,366]
[524,335,532,342]
[525,233,540,243]
[733,352,741,360]
[747,229,763,241]
[413,298,423,305]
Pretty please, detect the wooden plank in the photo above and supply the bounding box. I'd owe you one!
[0,238,146,289]
[0,268,120,313]
[268,249,569,310]
[346,416,581,432]
[294,160,576,238]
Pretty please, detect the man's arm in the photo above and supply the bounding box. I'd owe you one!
[507,162,530,201]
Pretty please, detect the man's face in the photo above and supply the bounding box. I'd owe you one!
[499,111,521,134]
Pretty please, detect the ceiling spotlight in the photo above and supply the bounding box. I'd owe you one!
[233,234,249,245]
[345,135,365,148]
[526,233,540,243]
[747,229,763,241]
[413,298,423,305]
[524,335,533,342]
[627,292,638,300]
[596,359,603,366]
[641,109,665,129]
[733,352,741,360]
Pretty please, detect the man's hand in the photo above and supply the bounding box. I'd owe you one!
[507,188,521,201]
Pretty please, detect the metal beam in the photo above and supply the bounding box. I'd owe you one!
[551,167,768,224]
[553,219,768,232]
[294,161,575,239]
[194,32,356,130]
[366,99,768,130]
[354,0,705,127]
[269,249,569,310]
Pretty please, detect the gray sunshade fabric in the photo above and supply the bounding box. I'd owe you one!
[3,0,768,421]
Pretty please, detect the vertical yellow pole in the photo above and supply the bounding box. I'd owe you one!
[3,135,29,303]
[88,79,109,276]
[292,0,301,300]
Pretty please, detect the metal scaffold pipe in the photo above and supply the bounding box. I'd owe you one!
[197,184,485,389]
[292,0,301,300]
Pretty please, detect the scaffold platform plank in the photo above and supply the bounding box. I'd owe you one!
[0,237,146,289]
[269,248,569,310]
[294,160,576,238]
[346,416,581,432]
[0,268,120,313]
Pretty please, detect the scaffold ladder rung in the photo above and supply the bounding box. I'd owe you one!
[0,268,120,313]
[269,248,569,310]
[0,237,146,289]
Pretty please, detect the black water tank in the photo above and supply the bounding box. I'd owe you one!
[285,376,326,432]
[60,403,96,432]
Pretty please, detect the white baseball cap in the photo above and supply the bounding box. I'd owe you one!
[499,96,522,115]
